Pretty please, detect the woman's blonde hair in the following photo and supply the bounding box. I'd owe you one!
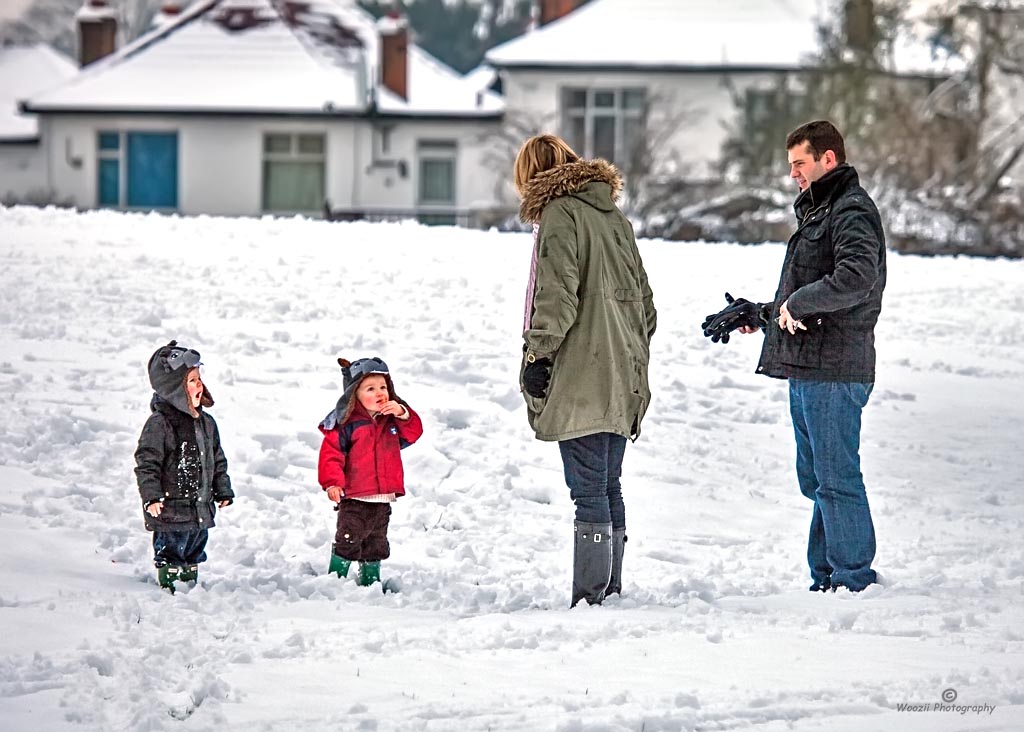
[513,134,580,195]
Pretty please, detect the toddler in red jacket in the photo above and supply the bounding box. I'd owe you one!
[318,356,423,587]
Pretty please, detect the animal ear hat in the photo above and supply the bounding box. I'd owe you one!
[335,356,401,421]
[147,339,213,412]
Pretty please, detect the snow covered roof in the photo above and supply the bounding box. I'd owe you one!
[486,0,959,76]
[0,43,77,142]
[24,0,502,119]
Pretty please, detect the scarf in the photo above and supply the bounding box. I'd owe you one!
[523,223,540,331]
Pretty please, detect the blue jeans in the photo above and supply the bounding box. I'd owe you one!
[558,432,627,529]
[153,529,209,568]
[789,380,877,591]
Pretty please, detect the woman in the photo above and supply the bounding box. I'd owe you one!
[514,134,657,607]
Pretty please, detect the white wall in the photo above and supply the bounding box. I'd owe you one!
[354,119,505,216]
[0,143,48,201]
[40,114,504,218]
[500,68,793,179]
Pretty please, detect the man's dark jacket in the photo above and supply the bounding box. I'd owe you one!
[756,164,886,383]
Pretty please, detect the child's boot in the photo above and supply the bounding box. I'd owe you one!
[328,551,352,578]
[157,564,180,594]
[357,561,381,587]
[179,564,199,584]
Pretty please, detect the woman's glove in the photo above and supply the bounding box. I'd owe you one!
[523,358,553,398]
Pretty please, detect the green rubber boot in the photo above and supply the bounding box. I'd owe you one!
[328,553,352,578]
[157,564,180,593]
[179,565,199,584]
[357,561,381,587]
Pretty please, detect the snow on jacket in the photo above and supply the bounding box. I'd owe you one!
[317,401,423,498]
[756,164,886,383]
[518,158,657,442]
[134,394,234,531]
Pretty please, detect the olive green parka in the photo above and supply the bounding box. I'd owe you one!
[519,159,657,442]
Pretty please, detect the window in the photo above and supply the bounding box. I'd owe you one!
[261,132,326,213]
[96,131,178,210]
[561,87,646,171]
[97,132,120,207]
[741,86,805,171]
[417,140,456,206]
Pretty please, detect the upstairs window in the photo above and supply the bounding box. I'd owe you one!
[561,87,646,171]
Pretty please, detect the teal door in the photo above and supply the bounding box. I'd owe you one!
[126,132,178,209]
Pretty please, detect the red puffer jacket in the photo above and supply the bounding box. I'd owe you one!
[317,401,423,498]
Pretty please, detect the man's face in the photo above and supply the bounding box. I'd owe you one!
[787,141,835,191]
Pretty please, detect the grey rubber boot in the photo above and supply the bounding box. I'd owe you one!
[571,521,613,607]
[606,529,626,596]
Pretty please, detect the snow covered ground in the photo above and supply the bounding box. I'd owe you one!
[0,205,1022,731]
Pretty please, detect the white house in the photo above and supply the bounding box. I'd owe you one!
[486,0,958,181]
[21,0,506,223]
[0,43,77,202]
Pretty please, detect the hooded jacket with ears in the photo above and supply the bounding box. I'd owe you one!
[518,158,657,442]
[134,344,233,531]
[317,363,423,498]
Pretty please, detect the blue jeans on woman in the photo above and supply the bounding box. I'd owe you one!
[558,432,628,529]
[789,379,877,591]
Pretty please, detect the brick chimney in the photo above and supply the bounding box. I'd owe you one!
[844,0,876,55]
[539,0,576,26]
[76,0,118,67]
[378,12,408,101]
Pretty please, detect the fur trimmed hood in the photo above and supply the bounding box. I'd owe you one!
[518,158,623,224]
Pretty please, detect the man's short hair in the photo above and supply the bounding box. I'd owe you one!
[786,120,846,165]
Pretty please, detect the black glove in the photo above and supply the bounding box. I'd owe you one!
[523,357,552,398]
[701,292,761,344]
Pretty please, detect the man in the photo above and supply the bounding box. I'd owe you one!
[702,120,886,592]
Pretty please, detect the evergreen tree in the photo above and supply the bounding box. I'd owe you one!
[359,0,593,75]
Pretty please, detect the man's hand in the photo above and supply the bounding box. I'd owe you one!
[146,501,163,517]
[701,293,761,343]
[326,486,344,502]
[523,357,552,398]
[778,300,807,335]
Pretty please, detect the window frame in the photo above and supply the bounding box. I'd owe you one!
[96,131,123,208]
[260,131,327,214]
[416,139,457,207]
[560,87,647,171]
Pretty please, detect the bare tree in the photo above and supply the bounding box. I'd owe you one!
[476,108,559,229]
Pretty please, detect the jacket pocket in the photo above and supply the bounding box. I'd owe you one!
[159,498,195,524]
[520,356,550,417]
[793,223,830,270]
